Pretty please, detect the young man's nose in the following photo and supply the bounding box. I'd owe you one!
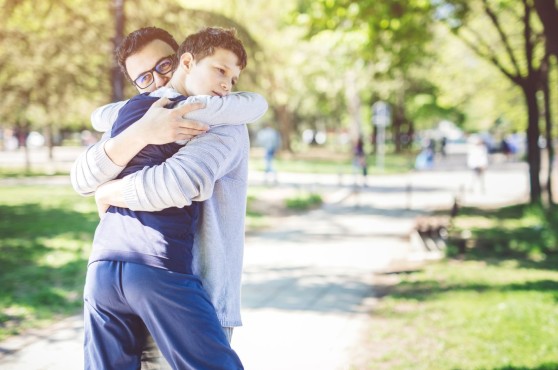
[221,81,231,92]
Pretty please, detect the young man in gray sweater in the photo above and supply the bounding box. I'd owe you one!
[71,26,267,369]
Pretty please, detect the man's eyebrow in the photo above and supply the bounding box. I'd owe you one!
[138,55,174,75]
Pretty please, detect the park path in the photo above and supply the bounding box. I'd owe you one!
[0,150,530,369]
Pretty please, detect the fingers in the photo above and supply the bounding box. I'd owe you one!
[152,97,171,107]
[176,134,195,141]
[176,126,207,136]
[178,120,209,131]
[175,102,205,116]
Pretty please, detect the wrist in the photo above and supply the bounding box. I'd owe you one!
[104,126,147,167]
[95,183,109,204]
[126,119,150,146]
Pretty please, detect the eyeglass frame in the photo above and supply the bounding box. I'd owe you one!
[132,54,178,89]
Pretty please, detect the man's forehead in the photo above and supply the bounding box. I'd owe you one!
[126,40,175,78]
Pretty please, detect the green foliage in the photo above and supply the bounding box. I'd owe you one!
[0,0,112,132]
[449,203,558,260]
[0,0,554,160]
[285,192,322,210]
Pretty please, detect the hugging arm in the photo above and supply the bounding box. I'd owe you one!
[95,124,248,212]
[71,92,267,196]
[91,92,267,131]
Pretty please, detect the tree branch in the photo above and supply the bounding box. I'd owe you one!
[522,0,535,76]
[459,25,520,85]
[481,0,522,77]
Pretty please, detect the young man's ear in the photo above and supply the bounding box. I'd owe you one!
[179,53,194,73]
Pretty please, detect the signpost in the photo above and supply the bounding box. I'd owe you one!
[372,101,391,171]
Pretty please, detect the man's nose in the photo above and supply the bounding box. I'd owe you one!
[154,71,170,88]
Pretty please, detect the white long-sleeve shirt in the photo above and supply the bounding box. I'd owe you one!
[71,88,268,327]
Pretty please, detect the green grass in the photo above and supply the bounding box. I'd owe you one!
[0,185,278,340]
[356,204,558,369]
[0,186,98,340]
[360,256,558,370]
[249,152,414,175]
[0,169,69,177]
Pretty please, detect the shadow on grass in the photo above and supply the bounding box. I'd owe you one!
[386,277,558,303]
[0,202,97,333]
[485,364,558,370]
[460,247,558,271]
[382,245,558,304]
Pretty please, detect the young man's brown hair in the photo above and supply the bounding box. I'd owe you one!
[116,26,179,82]
[177,27,248,70]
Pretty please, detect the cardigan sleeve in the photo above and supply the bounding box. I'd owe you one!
[121,124,247,211]
[91,100,127,132]
[70,133,125,196]
[177,92,268,126]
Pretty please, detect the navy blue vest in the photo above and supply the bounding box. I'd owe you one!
[89,94,199,274]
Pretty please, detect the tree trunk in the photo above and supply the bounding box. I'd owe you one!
[392,104,404,153]
[111,0,125,102]
[273,105,293,152]
[45,123,54,161]
[534,0,558,58]
[523,82,542,204]
[17,123,31,173]
[345,70,362,140]
[541,57,554,205]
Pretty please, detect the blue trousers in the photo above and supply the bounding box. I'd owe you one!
[83,261,243,370]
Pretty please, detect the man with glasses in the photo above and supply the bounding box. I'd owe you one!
[132,54,175,90]
[72,26,266,369]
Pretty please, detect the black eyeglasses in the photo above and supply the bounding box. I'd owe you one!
[132,55,177,89]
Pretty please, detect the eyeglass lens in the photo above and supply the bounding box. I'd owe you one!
[135,57,175,88]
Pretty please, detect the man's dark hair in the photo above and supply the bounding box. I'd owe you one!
[116,27,179,82]
[177,27,247,70]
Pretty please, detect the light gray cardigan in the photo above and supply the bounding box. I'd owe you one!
[71,88,268,327]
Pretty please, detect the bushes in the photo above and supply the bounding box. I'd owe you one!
[285,193,322,210]
[447,203,558,260]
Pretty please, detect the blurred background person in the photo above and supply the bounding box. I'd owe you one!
[257,123,281,184]
[353,134,368,186]
[467,134,489,193]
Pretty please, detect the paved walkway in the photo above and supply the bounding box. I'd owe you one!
[0,151,530,369]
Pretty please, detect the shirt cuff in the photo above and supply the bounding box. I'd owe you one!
[96,140,125,175]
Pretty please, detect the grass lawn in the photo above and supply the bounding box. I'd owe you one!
[0,184,294,340]
[0,186,97,340]
[249,149,415,175]
[359,257,558,370]
[355,204,558,370]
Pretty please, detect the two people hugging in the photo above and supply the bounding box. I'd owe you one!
[71,26,268,370]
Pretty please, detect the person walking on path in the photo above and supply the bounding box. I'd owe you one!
[467,134,489,193]
[256,124,281,184]
[353,135,368,186]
